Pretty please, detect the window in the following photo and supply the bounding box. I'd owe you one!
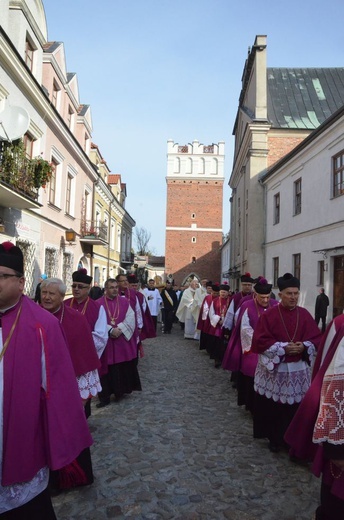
[318,260,325,286]
[294,178,302,215]
[67,106,74,130]
[62,252,73,287]
[52,82,60,108]
[49,159,58,205]
[192,256,196,263]
[273,257,279,287]
[333,151,344,197]
[65,173,72,215]
[23,133,34,159]
[45,247,59,278]
[274,193,280,224]
[25,38,34,71]
[191,213,196,219]
[199,158,205,174]
[191,237,196,243]
[293,253,301,280]
[211,158,218,175]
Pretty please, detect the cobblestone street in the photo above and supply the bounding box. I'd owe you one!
[53,326,319,520]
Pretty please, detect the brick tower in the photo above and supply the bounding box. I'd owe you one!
[165,139,225,285]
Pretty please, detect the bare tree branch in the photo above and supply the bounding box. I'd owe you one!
[135,226,151,255]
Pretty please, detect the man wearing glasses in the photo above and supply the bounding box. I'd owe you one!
[0,242,92,519]
[64,269,109,413]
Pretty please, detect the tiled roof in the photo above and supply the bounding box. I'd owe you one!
[108,174,121,184]
[267,68,344,129]
[43,41,62,53]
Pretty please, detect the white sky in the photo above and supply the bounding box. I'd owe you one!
[43,0,344,254]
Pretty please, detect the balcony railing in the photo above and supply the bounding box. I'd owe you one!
[80,220,108,245]
[0,140,49,209]
[121,252,134,264]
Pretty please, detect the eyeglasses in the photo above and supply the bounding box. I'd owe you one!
[71,284,89,289]
[0,273,21,280]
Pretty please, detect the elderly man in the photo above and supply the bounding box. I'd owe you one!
[41,278,101,490]
[96,278,142,407]
[64,268,108,357]
[0,242,91,518]
[223,278,278,412]
[176,279,200,340]
[251,273,322,452]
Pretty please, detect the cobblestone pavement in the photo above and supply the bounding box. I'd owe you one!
[53,326,319,520]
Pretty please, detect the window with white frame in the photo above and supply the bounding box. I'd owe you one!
[191,236,196,243]
[49,158,58,205]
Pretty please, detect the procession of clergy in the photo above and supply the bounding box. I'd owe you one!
[177,273,344,520]
[0,239,343,519]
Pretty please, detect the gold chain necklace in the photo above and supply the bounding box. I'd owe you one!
[0,301,23,363]
[278,304,299,342]
[104,296,120,326]
[69,297,89,315]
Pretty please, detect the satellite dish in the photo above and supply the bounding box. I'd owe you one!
[0,105,30,141]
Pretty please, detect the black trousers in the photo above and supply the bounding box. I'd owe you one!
[163,309,174,332]
[315,315,327,333]
[0,487,57,519]
[315,480,344,520]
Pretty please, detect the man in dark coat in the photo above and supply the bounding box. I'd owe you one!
[161,281,178,334]
[315,288,330,333]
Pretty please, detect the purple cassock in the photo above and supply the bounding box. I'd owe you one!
[52,304,100,376]
[97,295,137,376]
[135,290,156,340]
[285,315,344,502]
[2,296,92,486]
[64,295,100,333]
[240,298,278,377]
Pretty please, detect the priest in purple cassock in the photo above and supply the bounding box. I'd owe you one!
[251,272,322,452]
[197,282,217,351]
[128,274,156,342]
[208,284,231,367]
[96,278,142,407]
[40,277,101,490]
[0,242,92,519]
[64,268,108,359]
[285,316,344,520]
[234,278,278,412]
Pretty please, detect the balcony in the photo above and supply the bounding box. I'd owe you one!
[0,141,45,209]
[120,252,134,266]
[79,220,108,245]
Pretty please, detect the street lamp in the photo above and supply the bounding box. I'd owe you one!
[65,228,76,243]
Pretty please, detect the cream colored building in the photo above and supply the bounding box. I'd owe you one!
[229,35,344,287]
[0,0,135,295]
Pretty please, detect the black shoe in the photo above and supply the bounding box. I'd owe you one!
[96,401,110,408]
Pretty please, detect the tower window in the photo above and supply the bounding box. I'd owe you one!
[191,237,196,243]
